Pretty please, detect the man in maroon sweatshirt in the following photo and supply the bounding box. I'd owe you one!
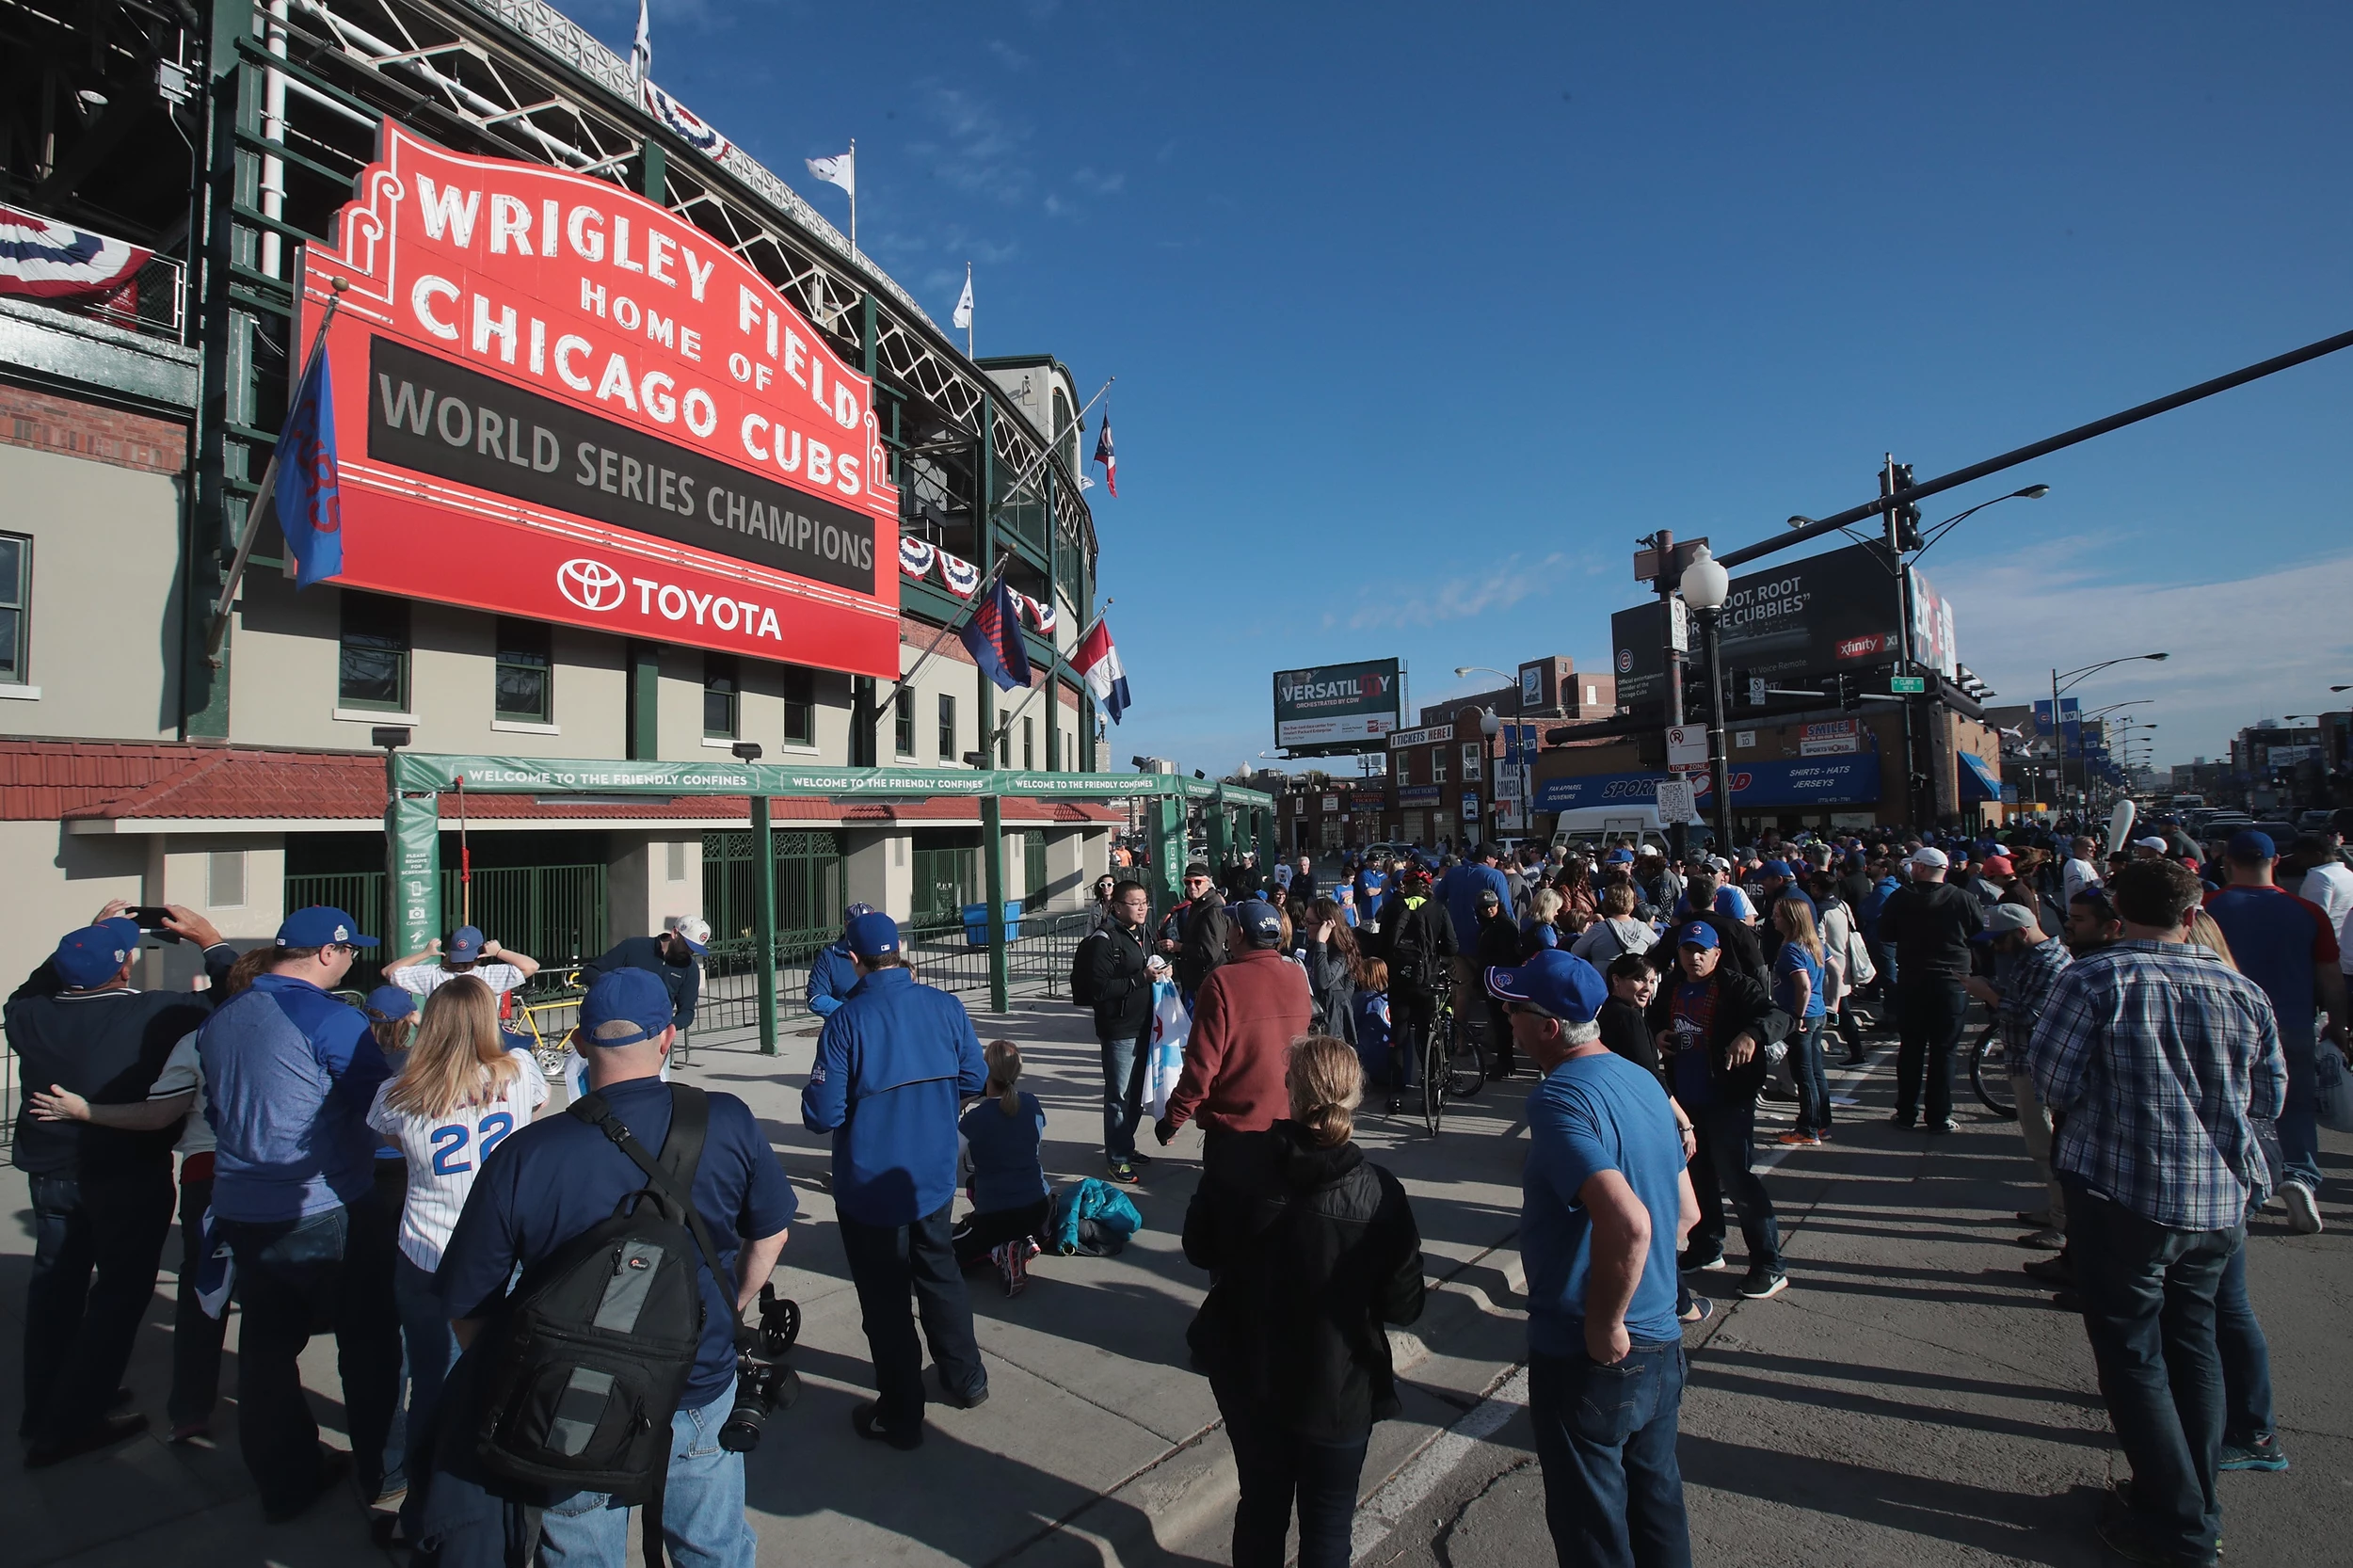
[1157,900,1315,1173]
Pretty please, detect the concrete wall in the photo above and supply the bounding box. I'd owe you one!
[0,442,183,739]
[0,821,146,975]
[842,826,914,920]
[608,832,706,943]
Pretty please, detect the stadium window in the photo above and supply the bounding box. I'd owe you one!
[895,689,916,757]
[937,692,955,760]
[1023,716,1034,770]
[782,664,815,745]
[493,617,552,723]
[0,534,27,684]
[338,590,409,711]
[703,652,740,740]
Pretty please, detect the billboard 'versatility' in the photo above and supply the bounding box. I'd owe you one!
[298,121,900,675]
[1273,660,1402,750]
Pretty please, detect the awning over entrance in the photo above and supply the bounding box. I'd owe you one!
[1957,750,2003,803]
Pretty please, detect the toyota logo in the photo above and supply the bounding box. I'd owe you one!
[557,558,626,612]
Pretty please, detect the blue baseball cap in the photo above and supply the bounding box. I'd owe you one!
[842,902,878,925]
[1762,859,1792,879]
[2227,829,2277,862]
[1675,920,1721,951]
[846,910,902,959]
[54,925,135,988]
[363,985,418,1022]
[1235,899,1284,946]
[1604,848,1635,864]
[1484,950,1608,1023]
[445,924,486,962]
[276,906,378,949]
[102,915,144,951]
[576,968,676,1048]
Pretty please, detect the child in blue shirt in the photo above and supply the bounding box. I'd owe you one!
[953,1039,1052,1294]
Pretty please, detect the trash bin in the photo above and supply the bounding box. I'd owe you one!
[961,900,1024,946]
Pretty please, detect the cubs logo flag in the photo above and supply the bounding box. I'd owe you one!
[276,343,343,588]
[960,575,1032,692]
[1092,413,1116,498]
[1078,616,1130,723]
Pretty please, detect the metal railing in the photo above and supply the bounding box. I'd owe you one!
[52,253,189,344]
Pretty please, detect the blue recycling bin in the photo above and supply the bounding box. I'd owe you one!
[961,900,1024,946]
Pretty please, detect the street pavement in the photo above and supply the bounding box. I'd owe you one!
[3,983,2347,1566]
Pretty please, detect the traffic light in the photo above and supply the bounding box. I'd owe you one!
[1820,672,1858,709]
[1892,462,1924,551]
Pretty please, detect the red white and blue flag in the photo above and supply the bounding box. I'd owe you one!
[960,575,1033,692]
[1092,413,1116,498]
[1078,616,1130,724]
[0,203,150,301]
[276,343,343,587]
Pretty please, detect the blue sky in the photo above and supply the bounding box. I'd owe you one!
[588,0,2353,773]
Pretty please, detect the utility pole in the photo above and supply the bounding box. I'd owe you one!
[1884,456,1925,828]
[1656,530,1688,864]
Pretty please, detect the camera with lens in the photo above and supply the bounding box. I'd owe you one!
[717,1285,802,1453]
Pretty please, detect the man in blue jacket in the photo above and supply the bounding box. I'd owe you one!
[802,911,989,1448]
[805,903,877,1019]
[197,905,401,1522]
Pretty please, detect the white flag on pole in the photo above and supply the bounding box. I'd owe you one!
[951,267,973,330]
[630,0,652,83]
[805,149,855,197]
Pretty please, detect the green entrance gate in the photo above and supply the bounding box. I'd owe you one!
[381,755,1274,1052]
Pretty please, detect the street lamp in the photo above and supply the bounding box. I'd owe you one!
[1680,546,1735,851]
[1455,666,1532,843]
[2050,653,2169,824]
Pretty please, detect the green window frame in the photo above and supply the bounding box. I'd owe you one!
[338,590,410,712]
[895,689,916,758]
[782,664,815,746]
[0,533,28,685]
[703,652,740,740]
[494,616,552,723]
[936,692,955,760]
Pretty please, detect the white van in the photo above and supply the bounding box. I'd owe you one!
[1548,805,1715,857]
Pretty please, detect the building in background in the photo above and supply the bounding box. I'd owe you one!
[0,0,1113,987]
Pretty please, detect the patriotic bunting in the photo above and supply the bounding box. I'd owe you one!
[899,536,936,580]
[0,203,151,301]
[937,549,982,597]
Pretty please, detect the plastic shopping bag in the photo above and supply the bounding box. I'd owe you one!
[1145,980,1190,1121]
[2315,1042,2353,1135]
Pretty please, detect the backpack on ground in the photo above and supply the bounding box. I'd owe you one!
[1052,1176,1144,1256]
[471,1084,744,1568]
[1069,929,1106,1008]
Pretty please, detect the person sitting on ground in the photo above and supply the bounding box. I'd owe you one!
[364,973,547,1545]
[808,903,881,1019]
[953,1040,1052,1297]
[381,925,540,1000]
[1181,1035,1425,1568]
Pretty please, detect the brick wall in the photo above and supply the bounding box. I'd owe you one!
[0,383,186,475]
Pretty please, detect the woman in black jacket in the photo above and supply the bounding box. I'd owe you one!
[1302,898,1360,1045]
[1182,1035,1425,1568]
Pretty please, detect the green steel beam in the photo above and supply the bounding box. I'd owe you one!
[982,792,1009,1012]
[751,793,778,1054]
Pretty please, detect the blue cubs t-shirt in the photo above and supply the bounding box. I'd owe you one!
[439,1076,798,1407]
[1775,941,1828,1019]
[1522,1048,1687,1354]
[958,1090,1049,1213]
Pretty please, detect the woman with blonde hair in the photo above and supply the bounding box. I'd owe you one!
[1521,887,1563,957]
[363,974,545,1538]
[1182,1035,1425,1568]
[952,1038,1051,1294]
[1770,898,1833,1145]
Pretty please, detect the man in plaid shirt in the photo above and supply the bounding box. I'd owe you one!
[2030,860,2284,1568]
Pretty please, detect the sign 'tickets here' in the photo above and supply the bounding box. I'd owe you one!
[298,121,902,676]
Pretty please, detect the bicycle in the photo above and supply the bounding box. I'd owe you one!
[1419,990,1487,1137]
[1968,1023,2018,1119]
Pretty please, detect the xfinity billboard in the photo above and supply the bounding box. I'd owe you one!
[1273,659,1403,753]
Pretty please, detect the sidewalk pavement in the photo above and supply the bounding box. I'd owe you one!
[3,988,1537,1567]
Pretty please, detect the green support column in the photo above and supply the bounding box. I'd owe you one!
[1256,807,1279,872]
[752,793,778,1055]
[626,642,659,760]
[1207,787,1229,872]
[1153,792,1187,923]
[384,756,441,955]
[641,139,666,201]
[982,792,1009,1012]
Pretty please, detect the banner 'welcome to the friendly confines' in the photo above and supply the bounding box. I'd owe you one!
[298,120,902,676]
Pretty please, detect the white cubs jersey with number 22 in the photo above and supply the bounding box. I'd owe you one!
[366,1049,550,1270]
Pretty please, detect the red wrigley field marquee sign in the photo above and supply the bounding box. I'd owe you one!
[296,122,901,675]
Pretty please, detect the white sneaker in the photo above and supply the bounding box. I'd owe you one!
[2283,1182,2324,1235]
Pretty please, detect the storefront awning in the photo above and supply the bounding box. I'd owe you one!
[1957,751,2003,803]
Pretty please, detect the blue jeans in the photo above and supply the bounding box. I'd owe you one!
[1786,1016,1832,1134]
[1099,1019,1150,1161]
[1215,1389,1369,1568]
[1529,1342,1692,1568]
[2215,1240,2274,1446]
[539,1381,756,1568]
[2066,1185,2237,1561]
[394,1254,460,1535]
[216,1193,403,1514]
[2276,1032,2320,1193]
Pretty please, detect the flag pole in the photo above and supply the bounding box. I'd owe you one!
[875,551,1013,723]
[205,277,346,664]
[848,137,856,252]
[963,262,972,358]
[993,376,1113,513]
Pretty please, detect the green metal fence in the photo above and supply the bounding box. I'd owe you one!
[911,844,978,926]
[695,830,846,1034]
[283,863,608,995]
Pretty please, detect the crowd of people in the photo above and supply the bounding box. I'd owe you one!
[5,806,2343,1568]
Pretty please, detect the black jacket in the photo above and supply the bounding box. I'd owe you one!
[1377,895,1459,998]
[582,935,700,1028]
[1182,1122,1425,1442]
[1163,898,1234,997]
[1473,913,1522,974]
[1303,937,1356,1044]
[1598,995,1664,1084]
[1678,905,1769,987]
[1083,920,1154,1040]
[1645,967,1788,1102]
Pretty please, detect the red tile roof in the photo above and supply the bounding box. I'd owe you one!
[0,740,1118,825]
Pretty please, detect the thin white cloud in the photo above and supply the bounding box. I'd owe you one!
[1348,554,1566,630]
[1071,167,1126,196]
[985,39,1030,71]
[1930,539,2353,764]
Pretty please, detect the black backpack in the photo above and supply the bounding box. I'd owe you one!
[471,1085,744,1566]
[1070,929,1106,1008]
[1387,901,1441,997]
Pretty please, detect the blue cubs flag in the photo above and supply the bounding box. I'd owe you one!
[960,575,1033,692]
[276,344,343,588]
